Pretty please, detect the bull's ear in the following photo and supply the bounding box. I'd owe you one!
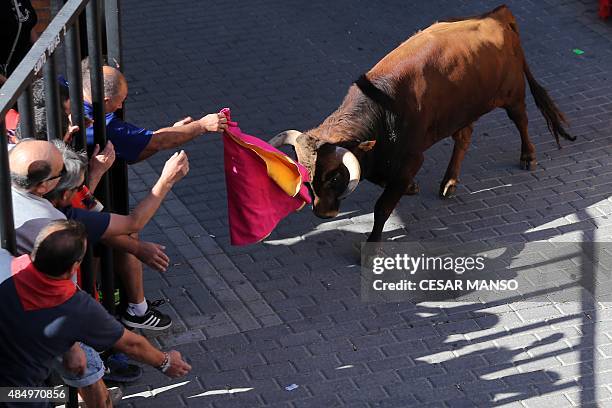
[357,140,376,152]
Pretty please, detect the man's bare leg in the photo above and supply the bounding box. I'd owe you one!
[79,379,112,408]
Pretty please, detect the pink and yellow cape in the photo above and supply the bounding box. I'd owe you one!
[221,108,311,245]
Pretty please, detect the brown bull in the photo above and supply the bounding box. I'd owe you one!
[270,5,573,242]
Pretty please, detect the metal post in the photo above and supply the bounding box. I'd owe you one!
[0,121,16,255]
[65,11,95,305]
[86,0,115,313]
[105,0,122,70]
[17,87,35,139]
[85,0,106,148]
[104,0,129,314]
[43,54,63,140]
[68,387,78,408]
[50,0,67,74]
[64,16,86,150]
[51,0,64,18]
[55,0,79,402]
[105,0,128,214]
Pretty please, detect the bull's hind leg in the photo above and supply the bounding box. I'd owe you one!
[506,102,537,170]
[440,123,474,199]
[368,152,424,242]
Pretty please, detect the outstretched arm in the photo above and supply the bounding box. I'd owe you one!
[137,112,228,161]
[101,150,189,237]
[102,234,169,272]
[113,329,191,378]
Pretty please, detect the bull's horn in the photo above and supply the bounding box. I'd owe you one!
[269,130,302,147]
[336,147,361,199]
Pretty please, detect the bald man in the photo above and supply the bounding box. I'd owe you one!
[9,139,67,254]
[8,144,117,404]
[82,65,227,163]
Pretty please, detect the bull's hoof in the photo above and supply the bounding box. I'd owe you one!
[404,181,420,195]
[439,179,458,199]
[520,159,537,171]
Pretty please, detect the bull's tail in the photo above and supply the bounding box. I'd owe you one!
[523,62,575,147]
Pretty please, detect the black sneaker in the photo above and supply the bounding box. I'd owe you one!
[103,353,143,383]
[121,299,172,331]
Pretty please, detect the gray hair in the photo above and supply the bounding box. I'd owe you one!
[44,140,88,201]
[10,167,49,190]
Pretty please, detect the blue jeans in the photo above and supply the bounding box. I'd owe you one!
[53,343,105,387]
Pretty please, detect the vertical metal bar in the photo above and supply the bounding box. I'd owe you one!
[105,0,128,314]
[80,247,95,293]
[104,0,127,209]
[86,0,114,313]
[51,0,64,18]
[67,5,93,405]
[68,386,78,408]
[0,121,16,255]
[105,0,122,70]
[65,17,86,150]
[43,55,63,141]
[103,0,128,314]
[86,0,106,147]
[65,7,94,314]
[17,87,35,140]
[51,0,67,75]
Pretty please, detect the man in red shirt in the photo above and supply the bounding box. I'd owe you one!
[0,220,191,407]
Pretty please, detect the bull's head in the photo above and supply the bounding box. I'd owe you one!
[270,130,365,219]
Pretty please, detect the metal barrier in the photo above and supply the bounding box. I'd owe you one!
[0,0,124,405]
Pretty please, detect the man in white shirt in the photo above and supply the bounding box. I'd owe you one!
[9,139,67,254]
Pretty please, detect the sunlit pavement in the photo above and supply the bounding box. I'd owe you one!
[114,0,612,406]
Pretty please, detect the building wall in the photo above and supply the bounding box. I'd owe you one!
[31,0,52,36]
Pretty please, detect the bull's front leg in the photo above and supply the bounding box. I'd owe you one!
[368,152,424,242]
[440,123,473,199]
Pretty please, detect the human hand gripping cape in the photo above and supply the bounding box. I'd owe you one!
[220,108,311,245]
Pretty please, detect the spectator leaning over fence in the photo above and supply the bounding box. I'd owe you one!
[9,139,113,254]
[0,220,192,408]
[45,140,190,330]
[8,139,133,399]
[82,64,228,163]
[9,139,68,253]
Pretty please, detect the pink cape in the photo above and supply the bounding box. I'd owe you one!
[221,108,311,246]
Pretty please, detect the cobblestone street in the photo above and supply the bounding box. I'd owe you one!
[115,0,612,406]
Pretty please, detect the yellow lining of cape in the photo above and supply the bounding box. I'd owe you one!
[226,130,305,197]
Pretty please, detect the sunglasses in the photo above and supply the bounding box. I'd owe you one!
[44,165,66,183]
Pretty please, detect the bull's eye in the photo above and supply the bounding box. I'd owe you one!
[326,173,345,196]
[328,174,340,186]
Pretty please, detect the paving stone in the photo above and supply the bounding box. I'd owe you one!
[118,0,612,405]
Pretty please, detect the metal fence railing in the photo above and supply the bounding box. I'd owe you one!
[0,0,124,406]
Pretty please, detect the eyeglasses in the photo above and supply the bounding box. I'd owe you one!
[44,165,66,182]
